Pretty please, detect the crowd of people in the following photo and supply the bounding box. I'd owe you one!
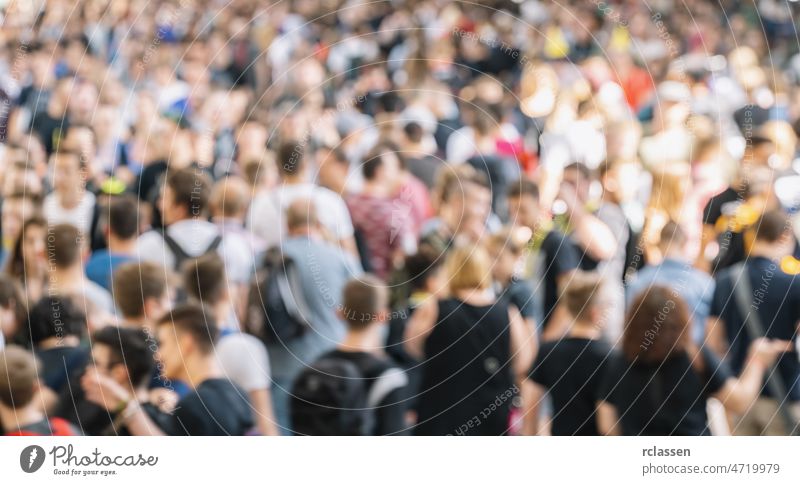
[1,0,800,436]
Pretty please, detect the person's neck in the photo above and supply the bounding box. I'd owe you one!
[107,235,137,255]
[339,326,381,353]
[38,335,80,349]
[750,243,780,261]
[569,321,601,340]
[178,356,219,389]
[282,174,306,186]
[661,251,686,263]
[362,180,389,198]
[0,404,44,432]
[323,177,348,196]
[453,288,494,306]
[288,228,317,240]
[213,300,235,331]
[122,316,155,334]
[51,266,85,291]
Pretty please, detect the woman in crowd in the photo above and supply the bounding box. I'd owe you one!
[405,244,534,435]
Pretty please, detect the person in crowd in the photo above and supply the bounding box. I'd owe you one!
[292,275,410,435]
[525,272,613,435]
[112,261,171,332]
[57,326,164,436]
[85,194,140,292]
[0,346,80,436]
[596,287,791,436]
[405,244,534,435]
[248,141,356,255]
[182,252,278,436]
[27,296,89,407]
[627,221,715,343]
[5,216,48,304]
[267,199,361,432]
[0,275,19,347]
[347,144,416,280]
[137,167,252,284]
[47,223,115,317]
[43,145,96,235]
[706,210,800,435]
[506,179,580,338]
[81,303,255,435]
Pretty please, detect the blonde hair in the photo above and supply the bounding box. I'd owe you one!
[445,244,492,293]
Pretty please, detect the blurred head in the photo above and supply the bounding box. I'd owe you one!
[155,304,219,379]
[160,168,211,225]
[0,275,20,340]
[209,176,250,222]
[113,261,171,322]
[182,252,228,307]
[103,194,140,242]
[0,346,40,410]
[277,140,306,180]
[563,271,608,326]
[445,244,492,293]
[49,146,85,194]
[404,247,445,294]
[90,326,155,390]
[438,167,492,241]
[623,287,690,365]
[750,210,793,257]
[506,178,541,230]
[562,162,593,203]
[599,158,641,203]
[28,296,86,346]
[7,216,47,279]
[49,223,84,270]
[285,198,320,236]
[657,221,688,259]
[338,275,388,331]
[487,226,531,285]
[362,143,403,189]
[315,145,349,192]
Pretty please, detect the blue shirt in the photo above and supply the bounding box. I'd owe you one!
[85,250,135,292]
[626,258,715,343]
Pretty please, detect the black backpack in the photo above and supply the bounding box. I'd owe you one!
[290,356,407,435]
[161,230,223,271]
[244,247,313,345]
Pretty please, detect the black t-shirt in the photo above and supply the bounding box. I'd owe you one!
[710,257,800,401]
[323,350,409,436]
[35,345,90,395]
[165,378,254,436]
[702,186,744,271]
[499,278,536,322]
[539,230,580,329]
[597,347,732,436]
[529,337,612,435]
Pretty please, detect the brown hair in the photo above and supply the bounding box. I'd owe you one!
[751,210,791,243]
[157,303,219,355]
[563,271,605,322]
[622,286,691,365]
[49,223,83,268]
[182,252,227,306]
[209,176,250,219]
[5,216,46,280]
[166,167,211,217]
[113,262,168,318]
[340,275,388,330]
[0,346,40,408]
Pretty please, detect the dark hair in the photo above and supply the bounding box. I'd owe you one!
[6,216,46,280]
[752,210,791,243]
[105,194,140,240]
[28,296,86,344]
[506,178,539,201]
[0,274,18,308]
[622,287,690,365]
[182,252,226,306]
[404,247,444,291]
[166,167,211,217]
[49,223,83,268]
[362,142,403,180]
[278,140,304,177]
[112,262,168,319]
[403,122,424,143]
[156,303,219,354]
[92,326,155,388]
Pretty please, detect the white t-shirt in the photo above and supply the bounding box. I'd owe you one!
[136,219,255,283]
[43,192,96,235]
[215,333,271,392]
[247,183,354,249]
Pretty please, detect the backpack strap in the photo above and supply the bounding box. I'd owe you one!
[731,262,799,436]
[366,367,408,408]
[161,230,192,270]
[205,234,223,253]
